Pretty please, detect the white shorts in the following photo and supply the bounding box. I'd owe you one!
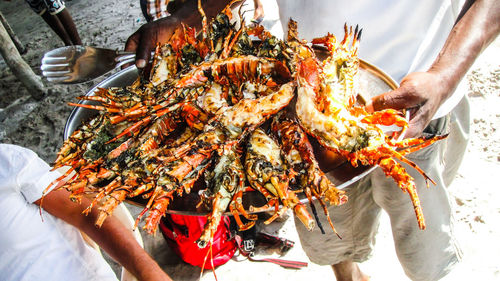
[295,96,469,281]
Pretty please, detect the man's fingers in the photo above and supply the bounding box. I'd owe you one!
[135,33,154,69]
[124,31,139,53]
[125,28,154,69]
[365,91,397,113]
[406,114,428,138]
[123,33,140,69]
[369,89,405,112]
[368,86,423,113]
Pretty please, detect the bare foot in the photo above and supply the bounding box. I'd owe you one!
[332,260,370,281]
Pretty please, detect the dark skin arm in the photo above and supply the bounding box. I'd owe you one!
[125,0,234,68]
[123,0,499,163]
[35,189,173,281]
[366,0,500,138]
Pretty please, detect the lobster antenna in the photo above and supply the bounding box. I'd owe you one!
[357,28,363,41]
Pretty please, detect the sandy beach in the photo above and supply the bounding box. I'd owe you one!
[1,0,499,280]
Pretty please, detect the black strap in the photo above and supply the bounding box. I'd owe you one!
[234,233,308,269]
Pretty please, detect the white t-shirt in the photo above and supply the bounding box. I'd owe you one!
[0,144,118,281]
[276,0,467,119]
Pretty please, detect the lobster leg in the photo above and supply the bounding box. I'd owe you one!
[96,188,129,227]
[349,148,428,230]
[229,190,257,231]
[82,177,122,215]
[394,134,448,156]
[68,102,122,114]
[361,109,409,139]
[144,194,173,234]
[379,157,426,230]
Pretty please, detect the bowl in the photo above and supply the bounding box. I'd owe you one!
[63,57,399,214]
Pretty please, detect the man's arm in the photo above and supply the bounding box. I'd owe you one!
[125,0,234,68]
[35,189,173,281]
[367,0,500,137]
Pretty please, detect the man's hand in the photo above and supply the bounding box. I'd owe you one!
[124,16,181,69]
[366,71,450,138]
[124,0,234,69]
[368,0,500,139]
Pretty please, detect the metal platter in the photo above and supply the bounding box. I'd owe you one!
[63,55,399,215]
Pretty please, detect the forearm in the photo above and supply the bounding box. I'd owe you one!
[79,211,171,281]
[428,0,500,100]
[38,189,171,281]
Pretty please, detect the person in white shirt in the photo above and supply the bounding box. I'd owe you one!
[122,0,500,280]
[0,143,173,281]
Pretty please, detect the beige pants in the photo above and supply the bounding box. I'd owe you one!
[295,97,469,281]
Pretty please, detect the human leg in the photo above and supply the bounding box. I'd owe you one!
[371,114,463,281]
[55,8,82,45]
[42,0,81,45]
[40,11,72,45]
[25,0,71,45]
[332,260,370,281]
[294,176,381,279]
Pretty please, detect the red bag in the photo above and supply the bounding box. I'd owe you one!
[159,214,237,269]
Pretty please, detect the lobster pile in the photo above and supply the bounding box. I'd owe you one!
[45,1,446,248]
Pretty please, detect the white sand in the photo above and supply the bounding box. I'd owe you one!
[1,0,499,280]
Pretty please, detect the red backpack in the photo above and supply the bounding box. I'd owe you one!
[159,214,237,269]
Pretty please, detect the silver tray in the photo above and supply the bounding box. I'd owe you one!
[64,58,399,215]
